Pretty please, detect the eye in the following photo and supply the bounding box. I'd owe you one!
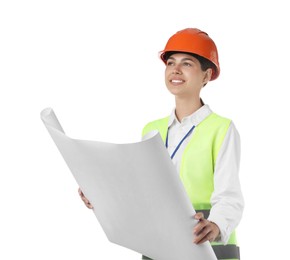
[183,62,192,67]
[166,60,174,66]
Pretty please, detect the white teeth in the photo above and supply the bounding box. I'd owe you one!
[171,80,183,83]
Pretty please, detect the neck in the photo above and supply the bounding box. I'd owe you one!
[175,96,202,122]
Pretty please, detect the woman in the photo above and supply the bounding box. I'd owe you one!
[80,28,244,260]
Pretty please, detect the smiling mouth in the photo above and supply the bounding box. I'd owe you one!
[170,79,185,84]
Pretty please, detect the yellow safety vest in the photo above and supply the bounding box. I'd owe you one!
[142,112,240,260]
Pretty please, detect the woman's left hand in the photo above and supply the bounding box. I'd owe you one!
[193,212,220,244]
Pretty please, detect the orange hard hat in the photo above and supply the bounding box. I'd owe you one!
[159,28,220,81]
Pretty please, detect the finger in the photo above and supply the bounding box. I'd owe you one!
[78,188,93,209]
[194,212,204,221]
[82,196,90,205]
[79,191,89,203]
[195,231,213,244]
[193,219,207,235]
[194,227,212,244]
[83,198,93,209]
[86,202,94,209]
[80,193,90,205]
[193,221,212,241]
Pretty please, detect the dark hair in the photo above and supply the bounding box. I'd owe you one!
[163,51,217,74]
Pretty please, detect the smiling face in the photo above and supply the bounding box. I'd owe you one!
[165,53,212,99]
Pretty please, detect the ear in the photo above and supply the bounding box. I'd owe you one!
[203,68,212,84]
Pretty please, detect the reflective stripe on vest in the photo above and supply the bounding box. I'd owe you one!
[142,244,240,259]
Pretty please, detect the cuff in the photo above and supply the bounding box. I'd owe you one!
[207,214,229,245]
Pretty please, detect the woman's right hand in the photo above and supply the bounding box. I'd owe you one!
[78,188,93,209]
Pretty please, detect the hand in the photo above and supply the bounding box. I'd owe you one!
[193,212,220,244]
[78,188,93,209]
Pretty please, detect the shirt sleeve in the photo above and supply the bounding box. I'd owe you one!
[207,121,244,244]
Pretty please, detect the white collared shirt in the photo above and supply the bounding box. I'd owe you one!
[167,104,244,244]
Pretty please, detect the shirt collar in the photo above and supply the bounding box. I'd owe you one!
[168,104,213,127]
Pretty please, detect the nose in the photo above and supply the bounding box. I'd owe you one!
[172,64,182,74]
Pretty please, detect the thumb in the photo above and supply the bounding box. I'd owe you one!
[194,212,205,221]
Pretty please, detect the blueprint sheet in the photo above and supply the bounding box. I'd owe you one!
[41,107,217,260]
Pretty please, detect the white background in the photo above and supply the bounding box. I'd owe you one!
[1,0,289,259]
